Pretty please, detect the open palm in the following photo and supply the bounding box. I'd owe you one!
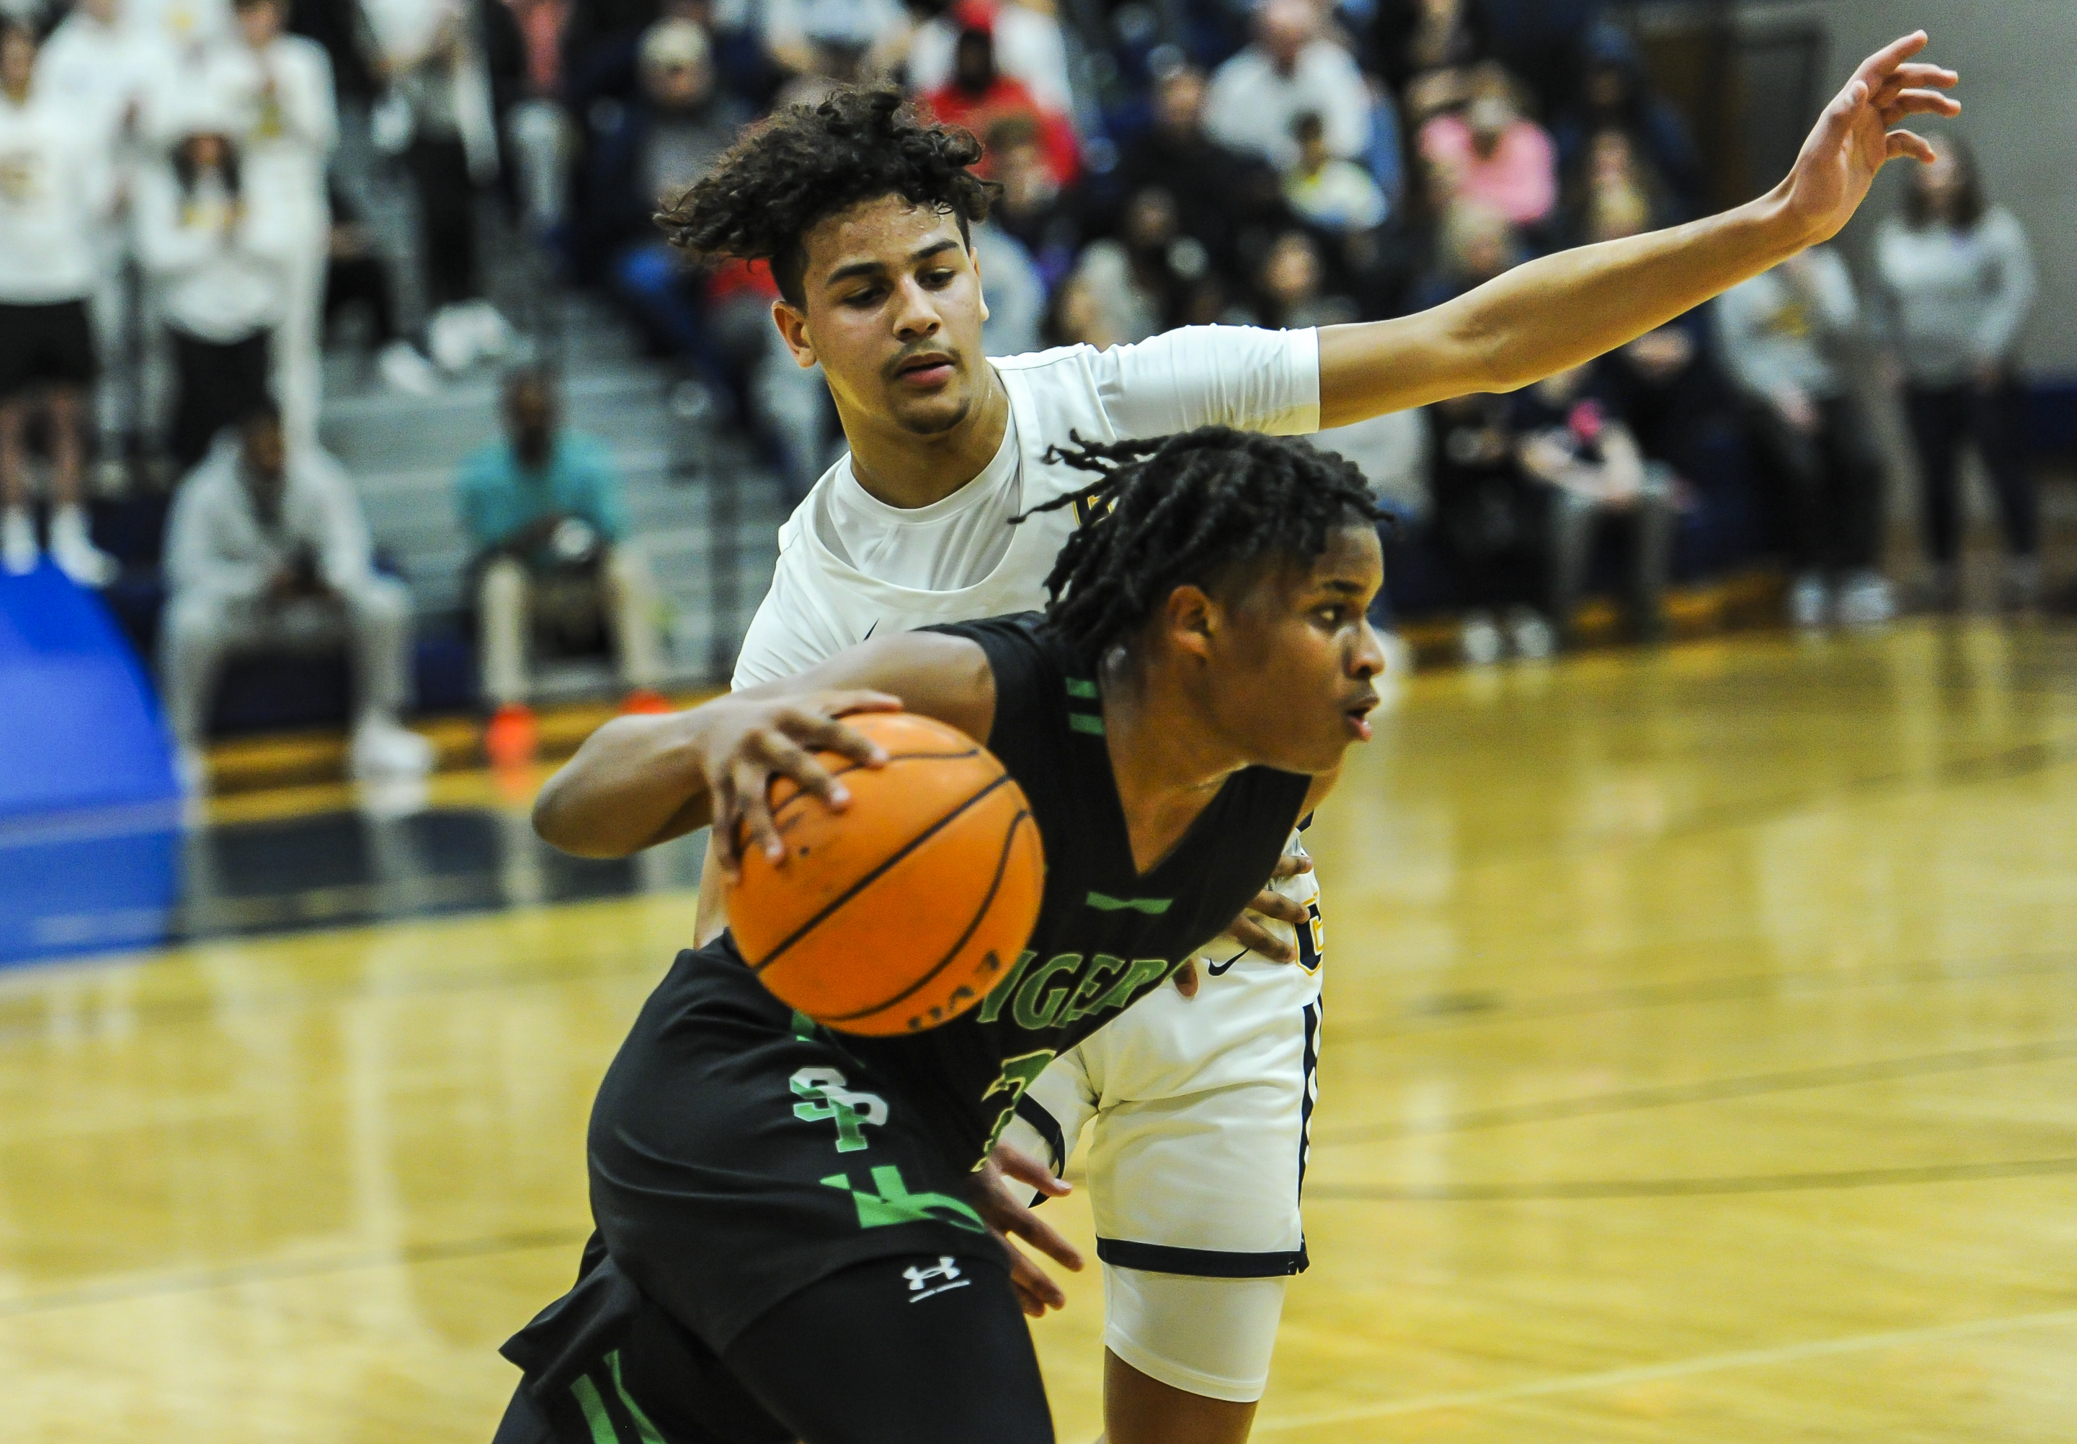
[1782,32,1960,243]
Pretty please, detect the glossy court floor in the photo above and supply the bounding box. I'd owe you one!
[3,619,2075,1442]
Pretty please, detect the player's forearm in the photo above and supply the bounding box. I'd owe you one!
[533,714,715,858]
[1318,188,1813,426]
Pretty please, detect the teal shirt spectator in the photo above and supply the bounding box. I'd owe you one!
[457,432,629,561]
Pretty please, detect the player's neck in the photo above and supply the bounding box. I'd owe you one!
[1099,650,1247,877]
[840,367,1010,510]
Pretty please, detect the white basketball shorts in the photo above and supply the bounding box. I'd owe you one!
[1002,847,1323,1403]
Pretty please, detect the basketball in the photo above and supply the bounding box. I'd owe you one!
[726,712,1046,1035]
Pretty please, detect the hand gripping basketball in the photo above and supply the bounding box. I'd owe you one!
[724,712,1047,1035]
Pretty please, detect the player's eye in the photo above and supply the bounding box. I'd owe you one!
[921,268,954,288]
[842,285,885,308]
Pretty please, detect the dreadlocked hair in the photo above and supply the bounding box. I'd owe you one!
[1016,427,1384,660]
[655,86,997,307]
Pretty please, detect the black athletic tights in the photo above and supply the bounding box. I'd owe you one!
[491,1255,1054,1444]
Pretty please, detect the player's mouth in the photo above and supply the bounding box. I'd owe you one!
[891,350,957,389]
[1341,688,1380,742]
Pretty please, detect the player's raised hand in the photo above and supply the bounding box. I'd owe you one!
[696,690,902,876]
[1780,32,1958,244]
[970,1145,1086,1318]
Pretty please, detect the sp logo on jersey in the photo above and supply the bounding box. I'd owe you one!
[903,1256,970,1302]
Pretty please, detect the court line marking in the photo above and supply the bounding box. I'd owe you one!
[1306,1155,2077,1201]
[1253,1307,2077,1432]
[1316,1036,2077,1146]
[0,1226,591,1320]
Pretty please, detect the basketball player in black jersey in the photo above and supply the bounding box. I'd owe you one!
[492,430,1385,1443]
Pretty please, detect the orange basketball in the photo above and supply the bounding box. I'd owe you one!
[726,712,1046,1036]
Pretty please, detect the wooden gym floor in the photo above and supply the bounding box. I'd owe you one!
[3,618,2075,1442]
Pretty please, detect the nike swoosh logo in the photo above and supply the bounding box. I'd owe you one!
[861,619,878,641]
[1205,949,1248,976]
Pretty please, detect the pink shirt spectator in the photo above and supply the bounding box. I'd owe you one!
[1420,112,1557,226]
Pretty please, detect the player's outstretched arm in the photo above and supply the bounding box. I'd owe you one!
[532,633,996,869]
[1315,32,1958,426]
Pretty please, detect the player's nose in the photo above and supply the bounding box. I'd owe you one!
[890,277,943,340]
[1350,620,1387,681]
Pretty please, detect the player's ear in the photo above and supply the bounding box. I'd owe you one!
[772,299,818,369]
[1163,584,1216,663]
[970,238,989,324]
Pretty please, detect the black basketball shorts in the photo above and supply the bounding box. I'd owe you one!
[0,299,98,402]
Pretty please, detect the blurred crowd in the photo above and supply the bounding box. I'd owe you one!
[0,0,2049,774]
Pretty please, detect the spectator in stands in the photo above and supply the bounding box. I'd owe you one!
[136,103,295,470]
[1418,62,1556,229]
[984,115,1080,291]
[38,0,168,492]
[1204,0,1371,174]
[1252,229,1358,330]
[1874,135,2040,611]
[458,367,666,758]
[1113,63,1260,278]
[364,0,522,374]
[1718,249,1891,628]
[971,221,1043,357]
[1515,363,1673,649]
[0,20,121,585]
[907,0,1072,117]
[1563,127,1670,248]
[204,0,336,446]
[324,184,440,395]
[924,21,1077,188]
[1284,111,1389,234]
[1060,187,1197,347]
[761,0,907,99]
[1426,392,1539,662]
[161,400,431,789]
[1370,0,1493,96]
[1553,21,1704,221]
[1409,198,1522,311]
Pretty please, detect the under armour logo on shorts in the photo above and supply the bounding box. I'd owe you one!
[903,1256,970,1302]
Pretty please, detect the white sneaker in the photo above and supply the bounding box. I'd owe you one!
[1787,572,1829,629]
[1505,606,1556,660]
[1460,609,1503,666]
[48,506,117,587]
[349,715,436,780]
[2,506,36,575]
[462,300,512,361]
[427,305,478,373]
[377,340,441,396]
[1835,570,1897,628]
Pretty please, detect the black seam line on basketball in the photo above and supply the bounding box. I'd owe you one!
[1305,1157,2077,1203]
[747,773,1018,975]
[766,746,982,822]
[821,807,1035,1023]
[1333,949,2077,1046]
[0,1226,593,1319]
[1313,1037,2077,1148]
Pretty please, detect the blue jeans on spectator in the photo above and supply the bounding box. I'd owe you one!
[610,242,740,407]
[1906,382,2038,563]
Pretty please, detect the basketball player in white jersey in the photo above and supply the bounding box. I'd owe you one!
[655,41,1955,1442]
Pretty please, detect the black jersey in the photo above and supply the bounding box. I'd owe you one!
[843,611,1313,1162]
[502,613,1311,1434]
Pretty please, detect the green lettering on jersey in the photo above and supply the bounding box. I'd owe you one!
[1010,953,1083,1030]
[819,1164,987,1234]
[1057,954,1126,1026]
[1085,892,1172,915]
[977,950,1037,1024]
[979,1048,1057,1152]
[1065,678,1099,698]
[1068,714,1105,735]
[1094,957,1178,1013]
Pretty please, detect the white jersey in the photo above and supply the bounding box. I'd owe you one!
[730,325,1320,687]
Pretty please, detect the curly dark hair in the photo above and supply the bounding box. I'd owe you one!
[1016,428,1385,659]
[656,87,996,307]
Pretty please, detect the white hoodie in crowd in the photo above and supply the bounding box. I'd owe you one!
[0,88,114,304]
[39,8,171,151]
[165,434,376,607]
[134,159,296,340]
[196,31,337,229]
